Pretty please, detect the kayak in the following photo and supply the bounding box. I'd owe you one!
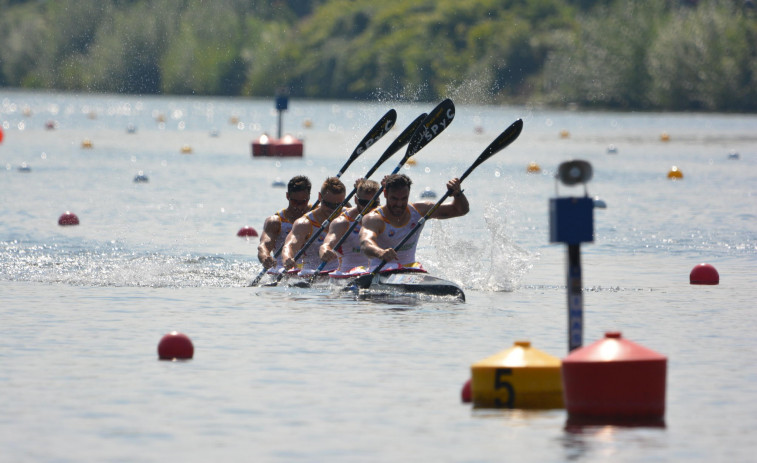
[344,270,465,301]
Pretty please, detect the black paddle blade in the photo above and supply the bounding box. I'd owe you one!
[351,109,397,161]
[461,119,525,182]
[364,113,427,179]
[406,99,455,158]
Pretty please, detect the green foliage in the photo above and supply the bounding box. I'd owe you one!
[0,0,755,111]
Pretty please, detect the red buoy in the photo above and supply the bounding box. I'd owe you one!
[0,126,4,143]
[237,226,258,237]
[58,211,79,226]
[158,331,194,360]
[461,379,472,403]
[562,332,666,421]
[690,263,719,285]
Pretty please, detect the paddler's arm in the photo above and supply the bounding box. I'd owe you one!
[319,216,349,262]
[257,215,281,268]
[359,212,398,262]
[428,177,469,219]
[281,219,307,270]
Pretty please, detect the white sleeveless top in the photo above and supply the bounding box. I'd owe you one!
[369,204,425,271]
[298,212,338,275]
[330,211,370,277]
[267,209,294,274]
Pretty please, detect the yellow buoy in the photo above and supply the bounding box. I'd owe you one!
[470,341,564,409]
[303,118,313,128]
[667,166,683,180]
[660,132,670,142]
[229,115,240,125]
[180,145,192,154]
[81,138,93,149]
[405,158,417,166]
[559,129,570,139]
[526,162,541,174]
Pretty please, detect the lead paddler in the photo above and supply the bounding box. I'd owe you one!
[359,173,468,273]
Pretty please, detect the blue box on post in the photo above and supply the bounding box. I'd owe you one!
[275,95,289,111]
[549,197,594,244]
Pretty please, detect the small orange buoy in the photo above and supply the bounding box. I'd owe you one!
[303,118,313,128]
[81,138,93,149]
[58,211,79,226]
[405,158,417,166]
[690,263,719,285]
[229,115,240,125]
[158,331,194,360]
[461,379,472,403]
[180,145,192,154]
[660,132,670,142]
[237,226,258,238]
[527,162,541,173]
[559,129,570,139]
[667,166,683,180]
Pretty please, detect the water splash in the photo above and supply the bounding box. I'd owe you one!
[424,201,535,292]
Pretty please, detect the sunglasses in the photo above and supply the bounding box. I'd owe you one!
[321,200,342,210]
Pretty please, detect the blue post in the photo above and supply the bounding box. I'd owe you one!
[549,160,595,352]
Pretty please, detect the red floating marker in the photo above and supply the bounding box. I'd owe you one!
[562,332,667,421]
[158,331,194,360]
[58,211,79,226]
[461,378,472,403]
[0,126,4,143]
[690,263,719,285]
[237,226,258,237]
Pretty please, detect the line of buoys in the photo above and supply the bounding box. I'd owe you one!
[58,211,79,226]
[667,166,683,180]
[690,263,719,285]
[237,226,258,238]
[157,331,194,360]
[467,341,564,409]
[81,138,93,149]
[527,161,541,173]
[562,332,667,422]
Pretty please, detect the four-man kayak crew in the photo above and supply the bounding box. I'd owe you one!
[319,178,381,278]
[359,173,468,273]
[257,175,312,274]
[281,177,347,276]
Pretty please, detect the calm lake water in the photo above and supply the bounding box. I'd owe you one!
[1,90,756,462]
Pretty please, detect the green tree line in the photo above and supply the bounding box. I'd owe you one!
[1,0,755,111]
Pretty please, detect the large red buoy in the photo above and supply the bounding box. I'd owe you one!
[690,263,719,285]
[237,226,258,237]
[58,211,79,226]
[562,332,666,421]
[158,331,194,360]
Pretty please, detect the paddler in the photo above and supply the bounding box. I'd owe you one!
[257,175,312,273]
[359,173,468,272]
[281,176,347,276]
[318,178,381,278]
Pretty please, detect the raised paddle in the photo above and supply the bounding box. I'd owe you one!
[266,113,429,287]
[248,109,397,287]
[349,118,524,290]
[298,99,457,288]
[311,108,398,209]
